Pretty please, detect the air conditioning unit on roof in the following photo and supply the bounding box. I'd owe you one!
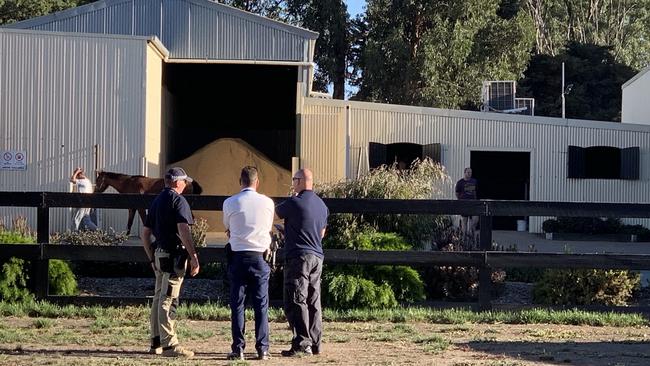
[481,81,534,115]
[515,98,535,116]
[481,81,515,112]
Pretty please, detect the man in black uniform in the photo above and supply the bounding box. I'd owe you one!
[141,167,200,358]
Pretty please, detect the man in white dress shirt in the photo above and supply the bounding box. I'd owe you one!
[222,166,274,361]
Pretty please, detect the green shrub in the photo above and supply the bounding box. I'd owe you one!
[0,231,35,244]
[533,269,640,306]
[322,231,426,308]
[0,222,36,302]
[48,260,77,296]
[326,274,397,309]
[348,231,411,251]
[542,217,649,239]
[369,266,425,303]
[0,219,77,299]
[318,158,451,247]
[0,257,33,302]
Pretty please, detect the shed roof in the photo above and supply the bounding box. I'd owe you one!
[0,27,170,58]
[6,0,318,62]
[622,64,650,89]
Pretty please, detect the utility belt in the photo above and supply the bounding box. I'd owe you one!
[154,244,188,276]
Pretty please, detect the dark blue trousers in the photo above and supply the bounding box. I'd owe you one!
[228,251,271,354]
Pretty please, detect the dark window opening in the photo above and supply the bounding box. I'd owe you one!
[568,145,639,180]
[368,142,441,169]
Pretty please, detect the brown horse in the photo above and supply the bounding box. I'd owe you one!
[95,171,203,235]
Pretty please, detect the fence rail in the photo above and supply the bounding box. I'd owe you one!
[2,191,650,310]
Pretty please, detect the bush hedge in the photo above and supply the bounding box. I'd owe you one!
[542,217,650,240]
[0,218,78,300]
[322,231,426,308]
[533,269,640,306]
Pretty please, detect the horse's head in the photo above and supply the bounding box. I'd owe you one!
[190,180,203,195]
[181,179,203,195]
[95,170,109,193]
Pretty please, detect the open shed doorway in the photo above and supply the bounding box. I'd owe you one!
[163,63,297,169]
[470,151,530,230]
[161,63,298,234]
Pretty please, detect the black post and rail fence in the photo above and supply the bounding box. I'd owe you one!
[2,191,650,310]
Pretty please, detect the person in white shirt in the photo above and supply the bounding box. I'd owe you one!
[70,167,97,230]
[222,166,274,361]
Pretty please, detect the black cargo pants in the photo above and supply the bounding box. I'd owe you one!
[283,253,323,351]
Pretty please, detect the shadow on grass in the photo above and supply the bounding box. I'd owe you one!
[0,347,235,360]
[465,340,650,366]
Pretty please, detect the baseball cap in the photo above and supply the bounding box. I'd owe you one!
[165,167,193,182]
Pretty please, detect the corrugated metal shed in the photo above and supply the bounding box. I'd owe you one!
[0,28,167,233]
[300,98,650,232]
[6,0,318,62]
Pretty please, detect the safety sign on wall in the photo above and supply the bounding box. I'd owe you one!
[1,150,27,170]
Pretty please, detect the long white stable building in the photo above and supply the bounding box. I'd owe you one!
[1,0,649,234]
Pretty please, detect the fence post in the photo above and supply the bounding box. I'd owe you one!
[478,215,493,311]
[34,194,49,299]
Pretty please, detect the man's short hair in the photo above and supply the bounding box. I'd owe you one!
[240,166,258,187]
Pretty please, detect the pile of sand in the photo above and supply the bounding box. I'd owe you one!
[169,138,292,232]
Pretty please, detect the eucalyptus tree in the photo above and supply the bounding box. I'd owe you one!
[525,0,650,69]
[353,0,535,109]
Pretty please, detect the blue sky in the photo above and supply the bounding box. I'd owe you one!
[346,0,366,17]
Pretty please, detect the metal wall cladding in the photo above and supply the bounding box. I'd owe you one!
[300,100,347,185]
[300,98,650,232]
[10,0,316,61]
[0,29,151,234]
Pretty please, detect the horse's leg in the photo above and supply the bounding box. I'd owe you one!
[127,209,136,236]
[137,208,147,230]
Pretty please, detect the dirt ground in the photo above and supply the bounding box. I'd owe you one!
[1,317,649,366]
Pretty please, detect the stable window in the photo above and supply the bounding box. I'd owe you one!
[369,142,441,169]
[568,145,639,179]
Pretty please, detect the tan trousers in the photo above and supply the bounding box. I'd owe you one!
[150,248,186,348]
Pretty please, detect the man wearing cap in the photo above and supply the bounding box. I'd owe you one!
[222,166,275,361]
[141,167,200,358]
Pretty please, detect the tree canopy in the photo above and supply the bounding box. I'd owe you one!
[518,42,636,121]
[0,0,91,25]
[352,0,535,109]
[525,0,650,70]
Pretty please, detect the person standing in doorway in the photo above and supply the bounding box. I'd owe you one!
[276,168,329,357]
[141,167,200,358]
[455,167,478,245]
[69,167,98,230]
[222,166,275,361]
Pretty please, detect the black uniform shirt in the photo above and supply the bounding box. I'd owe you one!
[144,187,194,251]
